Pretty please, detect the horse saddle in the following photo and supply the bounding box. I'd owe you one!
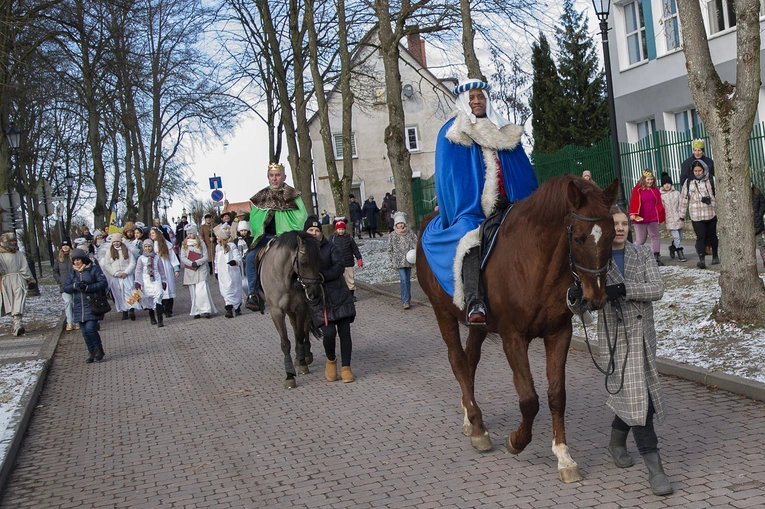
[254,237,277,279]
[479,198,513,271]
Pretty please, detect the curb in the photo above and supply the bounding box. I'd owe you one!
[0,315,65,494]
[357,280,765,403]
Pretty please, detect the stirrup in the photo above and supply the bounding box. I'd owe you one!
[466,302,487,326]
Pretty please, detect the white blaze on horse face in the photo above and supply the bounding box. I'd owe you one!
[591,224,603,245]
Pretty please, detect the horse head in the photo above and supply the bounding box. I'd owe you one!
[294,234,323,302]
[566,178,619,311]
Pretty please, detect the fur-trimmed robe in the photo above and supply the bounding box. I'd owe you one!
[421,111,538,308]
[248,184,308,244]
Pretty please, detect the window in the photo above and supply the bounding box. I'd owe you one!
[332,133,357,160]
[674,109,700,133]
[708,0,736,34]
[625,1,648,64]
[637,119,656,141]
[405,126,419,152]
[662,0,681,50]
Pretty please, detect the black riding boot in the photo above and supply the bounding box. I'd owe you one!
[155,304,164,327]
[697,254,706,269]
[149,309,157,325]
[462,248,486,325]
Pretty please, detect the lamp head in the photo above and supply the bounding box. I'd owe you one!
[592,0,611,19]
[6,123,20,150]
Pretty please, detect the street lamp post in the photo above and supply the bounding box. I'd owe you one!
[592,0,626,207]
[5,123,39,296]
[65,172,75,236]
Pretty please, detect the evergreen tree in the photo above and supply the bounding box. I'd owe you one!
[554,0,609,147]
[530,33,563,154]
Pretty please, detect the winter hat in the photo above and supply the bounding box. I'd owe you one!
[134,221,146,230]
[304,216,321,231]
[660,172,673,187]
[368,195,374,200]
[142,239,154,248]
[393,212,407,226]
[213,223,231,241]
[581,170,592,179]
[185,224,199,236]
[692,139,705,150]
[111,233,123,242]
[204,213,211,219]
[122,221,135,234]
[237,220,251,232]
[61,237,72,248]
[335,220,346,230]
[71,248,91,263]
[93,229,104,237]
[74,237,86,246]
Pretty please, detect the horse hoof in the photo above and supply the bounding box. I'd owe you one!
[298,365,310,375]
[559,466,582,483]
[284,379,297,389]
[505,432,522,455]
[462,423,473,437]
[470,432,492,451]
[305,354,313,365]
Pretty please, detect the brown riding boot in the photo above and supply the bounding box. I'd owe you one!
[325,359,338,381]
[341,366,354,383]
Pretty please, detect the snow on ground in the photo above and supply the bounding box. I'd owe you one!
[355,236,408,284]
[0,360,45,460]
[0,283,62,338]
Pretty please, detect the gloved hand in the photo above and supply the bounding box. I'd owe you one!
[76,281,88,292]
[357,259,363,267]
[191,261,198,268]
[567,283,583,303]
[605,283,626,302]
[162,282,167,291]
[228,260,237,266]
[135,282,142,290]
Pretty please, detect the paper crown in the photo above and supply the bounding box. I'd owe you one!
[643,169,655,178]
[692,139,705,150]
[268,162,285,173]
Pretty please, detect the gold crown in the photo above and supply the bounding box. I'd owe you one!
[692,139,704,150]
[268,162,285,173]
[643,169,654,178]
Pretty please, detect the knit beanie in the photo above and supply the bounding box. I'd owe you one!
[660,172,673,187]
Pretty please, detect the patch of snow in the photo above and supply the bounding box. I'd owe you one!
[573,265,765,383]
[0,360,45,461]
[0,284,62,337]
[355,237,414,284]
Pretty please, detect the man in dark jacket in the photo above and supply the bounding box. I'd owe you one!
[175,214,189,245]
[305,216,357,383]
[680,139,715,186]
[349,194,362,239]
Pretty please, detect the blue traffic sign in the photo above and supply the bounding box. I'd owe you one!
[209,176,222,190]
[211,189,224,202]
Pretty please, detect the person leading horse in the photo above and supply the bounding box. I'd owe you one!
[421,79,538,325]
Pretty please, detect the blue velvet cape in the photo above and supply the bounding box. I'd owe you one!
[421,117,538,297]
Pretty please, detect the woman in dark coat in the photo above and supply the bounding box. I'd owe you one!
[64,248,109,363]
[362,195,382,238]
[304,217,357,382]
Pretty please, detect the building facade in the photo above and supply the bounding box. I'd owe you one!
[308,30,456,218]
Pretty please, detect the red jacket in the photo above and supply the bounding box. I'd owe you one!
[629,185,666,224]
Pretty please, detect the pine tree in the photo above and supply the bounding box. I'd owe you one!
[554,0,609,147]
[530,33,563,154]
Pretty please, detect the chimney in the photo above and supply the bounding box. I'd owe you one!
[407,32,427,68]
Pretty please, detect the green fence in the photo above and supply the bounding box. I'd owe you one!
[531,122,765,203]
[412,174,437,228]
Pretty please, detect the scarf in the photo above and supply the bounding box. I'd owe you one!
[395,226,409,236]
[144,252,156,281]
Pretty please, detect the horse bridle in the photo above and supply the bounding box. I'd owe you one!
[292,241,323,301]
[567,211,629,395]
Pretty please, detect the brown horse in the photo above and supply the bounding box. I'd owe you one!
[417,176,619,482]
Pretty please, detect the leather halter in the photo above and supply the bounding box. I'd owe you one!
[567,211,611,282]
[292,238,322,300]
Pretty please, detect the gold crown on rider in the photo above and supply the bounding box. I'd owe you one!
[642,169,655,179]
[692,139,705,150]
[268,162,285,173]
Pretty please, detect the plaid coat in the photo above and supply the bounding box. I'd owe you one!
[570,242,666,426]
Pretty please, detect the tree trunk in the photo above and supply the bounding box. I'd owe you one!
[677,0,765,320]
[337,0,354,221]
[459,0,484,81]
[374,0,414,223]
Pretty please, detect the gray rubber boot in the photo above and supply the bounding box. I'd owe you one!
[607,428,634,468]
[643,452,673,496]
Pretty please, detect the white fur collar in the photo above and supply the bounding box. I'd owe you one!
[445,111,523,150]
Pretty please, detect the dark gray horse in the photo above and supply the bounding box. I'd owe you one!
[259,231,323,388]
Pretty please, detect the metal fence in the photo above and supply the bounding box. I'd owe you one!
[412,174,437,228]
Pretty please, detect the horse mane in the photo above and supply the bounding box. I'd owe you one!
[277,230,321,260]
[514,175,611,224]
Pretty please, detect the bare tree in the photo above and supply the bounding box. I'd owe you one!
[458,0,483,80]
[676,0,765,320]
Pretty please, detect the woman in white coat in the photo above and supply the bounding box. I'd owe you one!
[150,227,180,317]
[101,233,140,320]
[214,224,243,318]
[134,239,168,327]
[180,225,216,319]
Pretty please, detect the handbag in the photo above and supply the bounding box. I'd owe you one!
[88,292,112,315]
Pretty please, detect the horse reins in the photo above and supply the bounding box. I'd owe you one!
[567,211,629,395]
[291,244,328,324]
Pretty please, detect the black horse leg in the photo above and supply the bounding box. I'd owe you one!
[272,309,297,388]
[290,313,310,375]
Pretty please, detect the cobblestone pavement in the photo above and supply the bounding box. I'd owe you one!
[1,281,765,508]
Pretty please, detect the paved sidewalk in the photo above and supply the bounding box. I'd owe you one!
[2,276,765,507]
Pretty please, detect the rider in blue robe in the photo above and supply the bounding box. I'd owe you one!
[421,79,538,324]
